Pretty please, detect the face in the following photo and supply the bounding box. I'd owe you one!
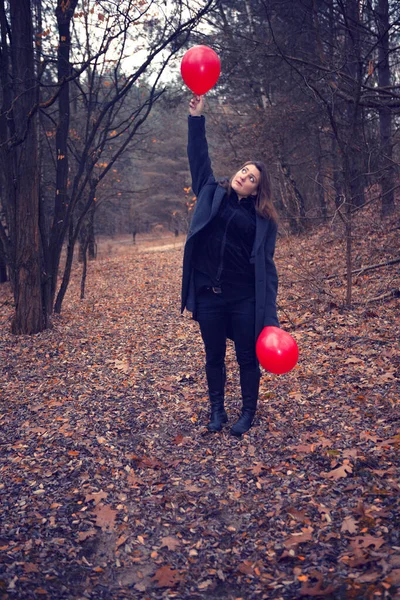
[231,164,260,199]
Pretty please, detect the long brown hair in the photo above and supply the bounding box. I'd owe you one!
[221,160,278,223]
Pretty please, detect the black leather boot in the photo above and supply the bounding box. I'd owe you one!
[206,365,228,432]
[231,368,260,437]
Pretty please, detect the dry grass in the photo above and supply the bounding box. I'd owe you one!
[95,233,186,258]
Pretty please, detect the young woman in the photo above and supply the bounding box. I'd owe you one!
[181,95,279,436]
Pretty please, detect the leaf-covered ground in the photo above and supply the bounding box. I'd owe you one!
[1,213,399,600]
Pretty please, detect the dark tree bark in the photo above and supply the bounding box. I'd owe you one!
[54,184,96,313]
[0,0,16,289]
[0,245,7,283]
[80,238,89,300]
[9,0,43,334]
[343,0,366,209]
[78,204,96,262]
[377,0,394,217]
[88,212,97,260]
[314,130,328,221]
[42,0,79,317]
[278,155,306,234]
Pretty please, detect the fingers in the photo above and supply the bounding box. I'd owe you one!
[189,95,202,109]
[189,95,204,116]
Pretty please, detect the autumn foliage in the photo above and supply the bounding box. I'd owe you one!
[0,211,399,598]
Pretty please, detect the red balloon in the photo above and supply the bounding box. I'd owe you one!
[256,326,299,375]
[181,45,221,95]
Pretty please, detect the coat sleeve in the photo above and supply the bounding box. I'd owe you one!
[263,222,279,327]
[187,115,216,196]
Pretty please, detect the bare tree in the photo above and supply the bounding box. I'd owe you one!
[0,0,219,333]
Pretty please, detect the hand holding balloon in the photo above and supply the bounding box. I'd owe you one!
[189,95,204,117]
[256,326,299,375]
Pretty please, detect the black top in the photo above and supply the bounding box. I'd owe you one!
[192,188,256,296]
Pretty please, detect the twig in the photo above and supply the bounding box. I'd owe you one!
[325,257,400,281]
[276,304,297,328]
[366,289,400,303]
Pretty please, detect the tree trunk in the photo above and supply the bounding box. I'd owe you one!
[45,0,78,314]
[377,0,394,218]
[331,137,344,209]
[345,203,352,306]
[343,0,365,209]
[54,185,96,313]
[80,238,89,299]
[342,163,354,306]
[0,246,7,283]
[10,0,43,334]
[315,130,327,221]
[78,207,96,262]
[278,156,306,234]
[0,0,17,291]
[87,205,97,260]
[78,226,87,263]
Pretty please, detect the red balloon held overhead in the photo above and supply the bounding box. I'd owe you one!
[256,326,299,375]
[181,45,221,95]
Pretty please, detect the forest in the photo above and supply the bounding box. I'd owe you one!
[0,0,399,332]
[0,1,399,599]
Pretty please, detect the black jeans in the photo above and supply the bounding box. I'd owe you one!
[196,288,260,375]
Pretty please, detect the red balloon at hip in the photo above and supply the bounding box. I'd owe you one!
[256,326,299,375]
[181,45,221,95]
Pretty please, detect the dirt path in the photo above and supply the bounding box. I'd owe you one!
[0,221,399,599]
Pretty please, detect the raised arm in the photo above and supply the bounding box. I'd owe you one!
[187,95,215,196]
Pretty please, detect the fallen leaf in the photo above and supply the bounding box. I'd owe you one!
[321,460,353,479]
[343,448,358,458]
[250,462,267,476]
[356,571,380,583]
[283,527,313,548]
[114,359,130,373]
[138,456,162,469]
[116,534,129,548]
[386,569,400,585]
[287,507,311,524]
[238,561,254,575]
[152,566,182,588]
[341,516,358,533]
[160,536,181,551]
[291,443,315,453]
[127,471,143,486]
[92,504,117,531]
[85,490,108,505]
[172,434,184,445]
[198,579,213,590]
[185,484,202,493]
[350,535,385,550]
[23,563,39,573]
[78,529,97,542]
[300,570,336,596]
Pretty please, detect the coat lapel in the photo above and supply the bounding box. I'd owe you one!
[188,185,225,239]
[209,185,226,220]
[253,214,268,256]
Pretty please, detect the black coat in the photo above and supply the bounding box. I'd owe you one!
[181,116,279,340]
